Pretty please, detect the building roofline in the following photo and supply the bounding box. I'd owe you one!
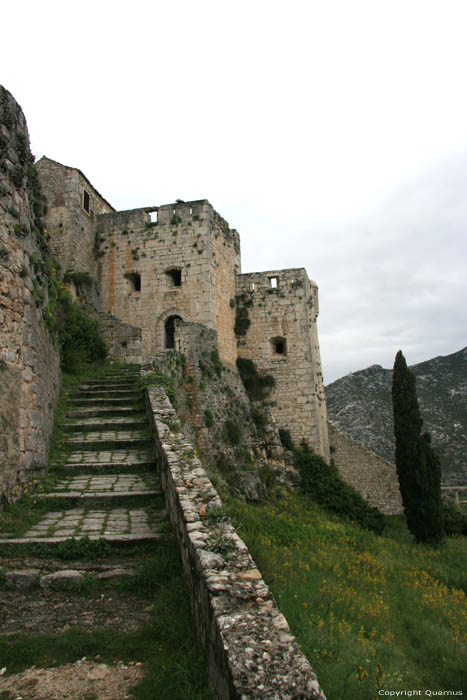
[36,156,116,212]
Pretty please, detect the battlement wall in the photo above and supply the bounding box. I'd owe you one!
[236,268,329,459]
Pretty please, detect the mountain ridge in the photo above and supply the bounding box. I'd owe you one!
[325,347,467,485]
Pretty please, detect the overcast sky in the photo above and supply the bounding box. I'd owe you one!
[2,0,466,383]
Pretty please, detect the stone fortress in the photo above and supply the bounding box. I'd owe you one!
[36,156,330,461]
[1,84,401,516]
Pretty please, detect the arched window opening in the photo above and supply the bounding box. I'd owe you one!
[165,315,182,349]
[271,336,287,356]
[165,268,182,287]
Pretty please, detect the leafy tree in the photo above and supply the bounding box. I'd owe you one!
[392,350,444,543]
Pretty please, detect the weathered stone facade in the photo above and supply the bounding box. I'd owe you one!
[0,88,60,504]
[236,269,330,461]
[35,156,114,278]
[36,157,330,458]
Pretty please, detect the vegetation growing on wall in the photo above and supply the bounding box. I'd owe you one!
[234,293,253,336]
[236,358,275,402]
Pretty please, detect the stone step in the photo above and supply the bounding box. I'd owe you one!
[66,407,146,419]
[43,490,160,500]
[0,506,166,543]
[62,419,148,432]
[45,473,160,498]
[81,378,140,386]
[75,388,142,398]
[86,373,141,383]
[67,397,144,407]
[61,460,156,473]
[65,440,152,452]
[64,433,152,450]
[0,533,163,546]
[58,449,155,468]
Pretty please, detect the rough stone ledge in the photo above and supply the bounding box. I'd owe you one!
[146,386,326,700]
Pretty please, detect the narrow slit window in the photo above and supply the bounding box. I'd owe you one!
[271,336,287,356]
[250,282,256,291]
[83,190,90,213]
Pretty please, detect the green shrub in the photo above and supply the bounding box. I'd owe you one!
[57,288,107,369]
[251,406,267,431]
[223,420,242,446]
[442,500,467,536]
[236,358,275,401]
[204,409,214,428]
[295,446,384,534]
[279,428,293,450]
[141,372,177,409]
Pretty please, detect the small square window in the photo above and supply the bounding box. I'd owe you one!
[166,268,182,287]
[269,277,278,288]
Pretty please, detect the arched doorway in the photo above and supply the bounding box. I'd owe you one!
[165,315,182,349]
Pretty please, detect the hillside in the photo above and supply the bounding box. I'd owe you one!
[325,347,467,485]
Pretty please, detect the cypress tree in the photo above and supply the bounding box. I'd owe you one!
[392,350,444,543]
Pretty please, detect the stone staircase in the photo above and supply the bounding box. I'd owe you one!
[0,365,168,575]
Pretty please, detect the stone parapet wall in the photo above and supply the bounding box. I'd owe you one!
[328,424,403,515]
[0,87,60,504]
[146,386,326,700]
[236,269,329,460]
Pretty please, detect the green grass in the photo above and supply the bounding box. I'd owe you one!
[0,544,214,699]
[227,491,467,699]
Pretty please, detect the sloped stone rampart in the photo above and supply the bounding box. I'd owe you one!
[146,386,326,700]
[328,423,403,515]
[0,86,60,504]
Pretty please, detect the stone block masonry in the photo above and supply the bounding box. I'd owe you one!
[329,424,403,515]
[236,269,330,460]
[146,385,326,699]
[0,87,60,505]
[35,156,114,279]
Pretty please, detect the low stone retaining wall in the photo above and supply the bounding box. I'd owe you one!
[146,386,326,700]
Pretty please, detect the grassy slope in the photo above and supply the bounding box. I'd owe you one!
[228,492,467,699]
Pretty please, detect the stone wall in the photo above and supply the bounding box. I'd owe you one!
[36,156,114,278]
[146,385,326,700]
[95,200,240,364]
[236,269,329,460]
[328,424,403,515]
[0,86,60,504]
[94,311,143,364]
